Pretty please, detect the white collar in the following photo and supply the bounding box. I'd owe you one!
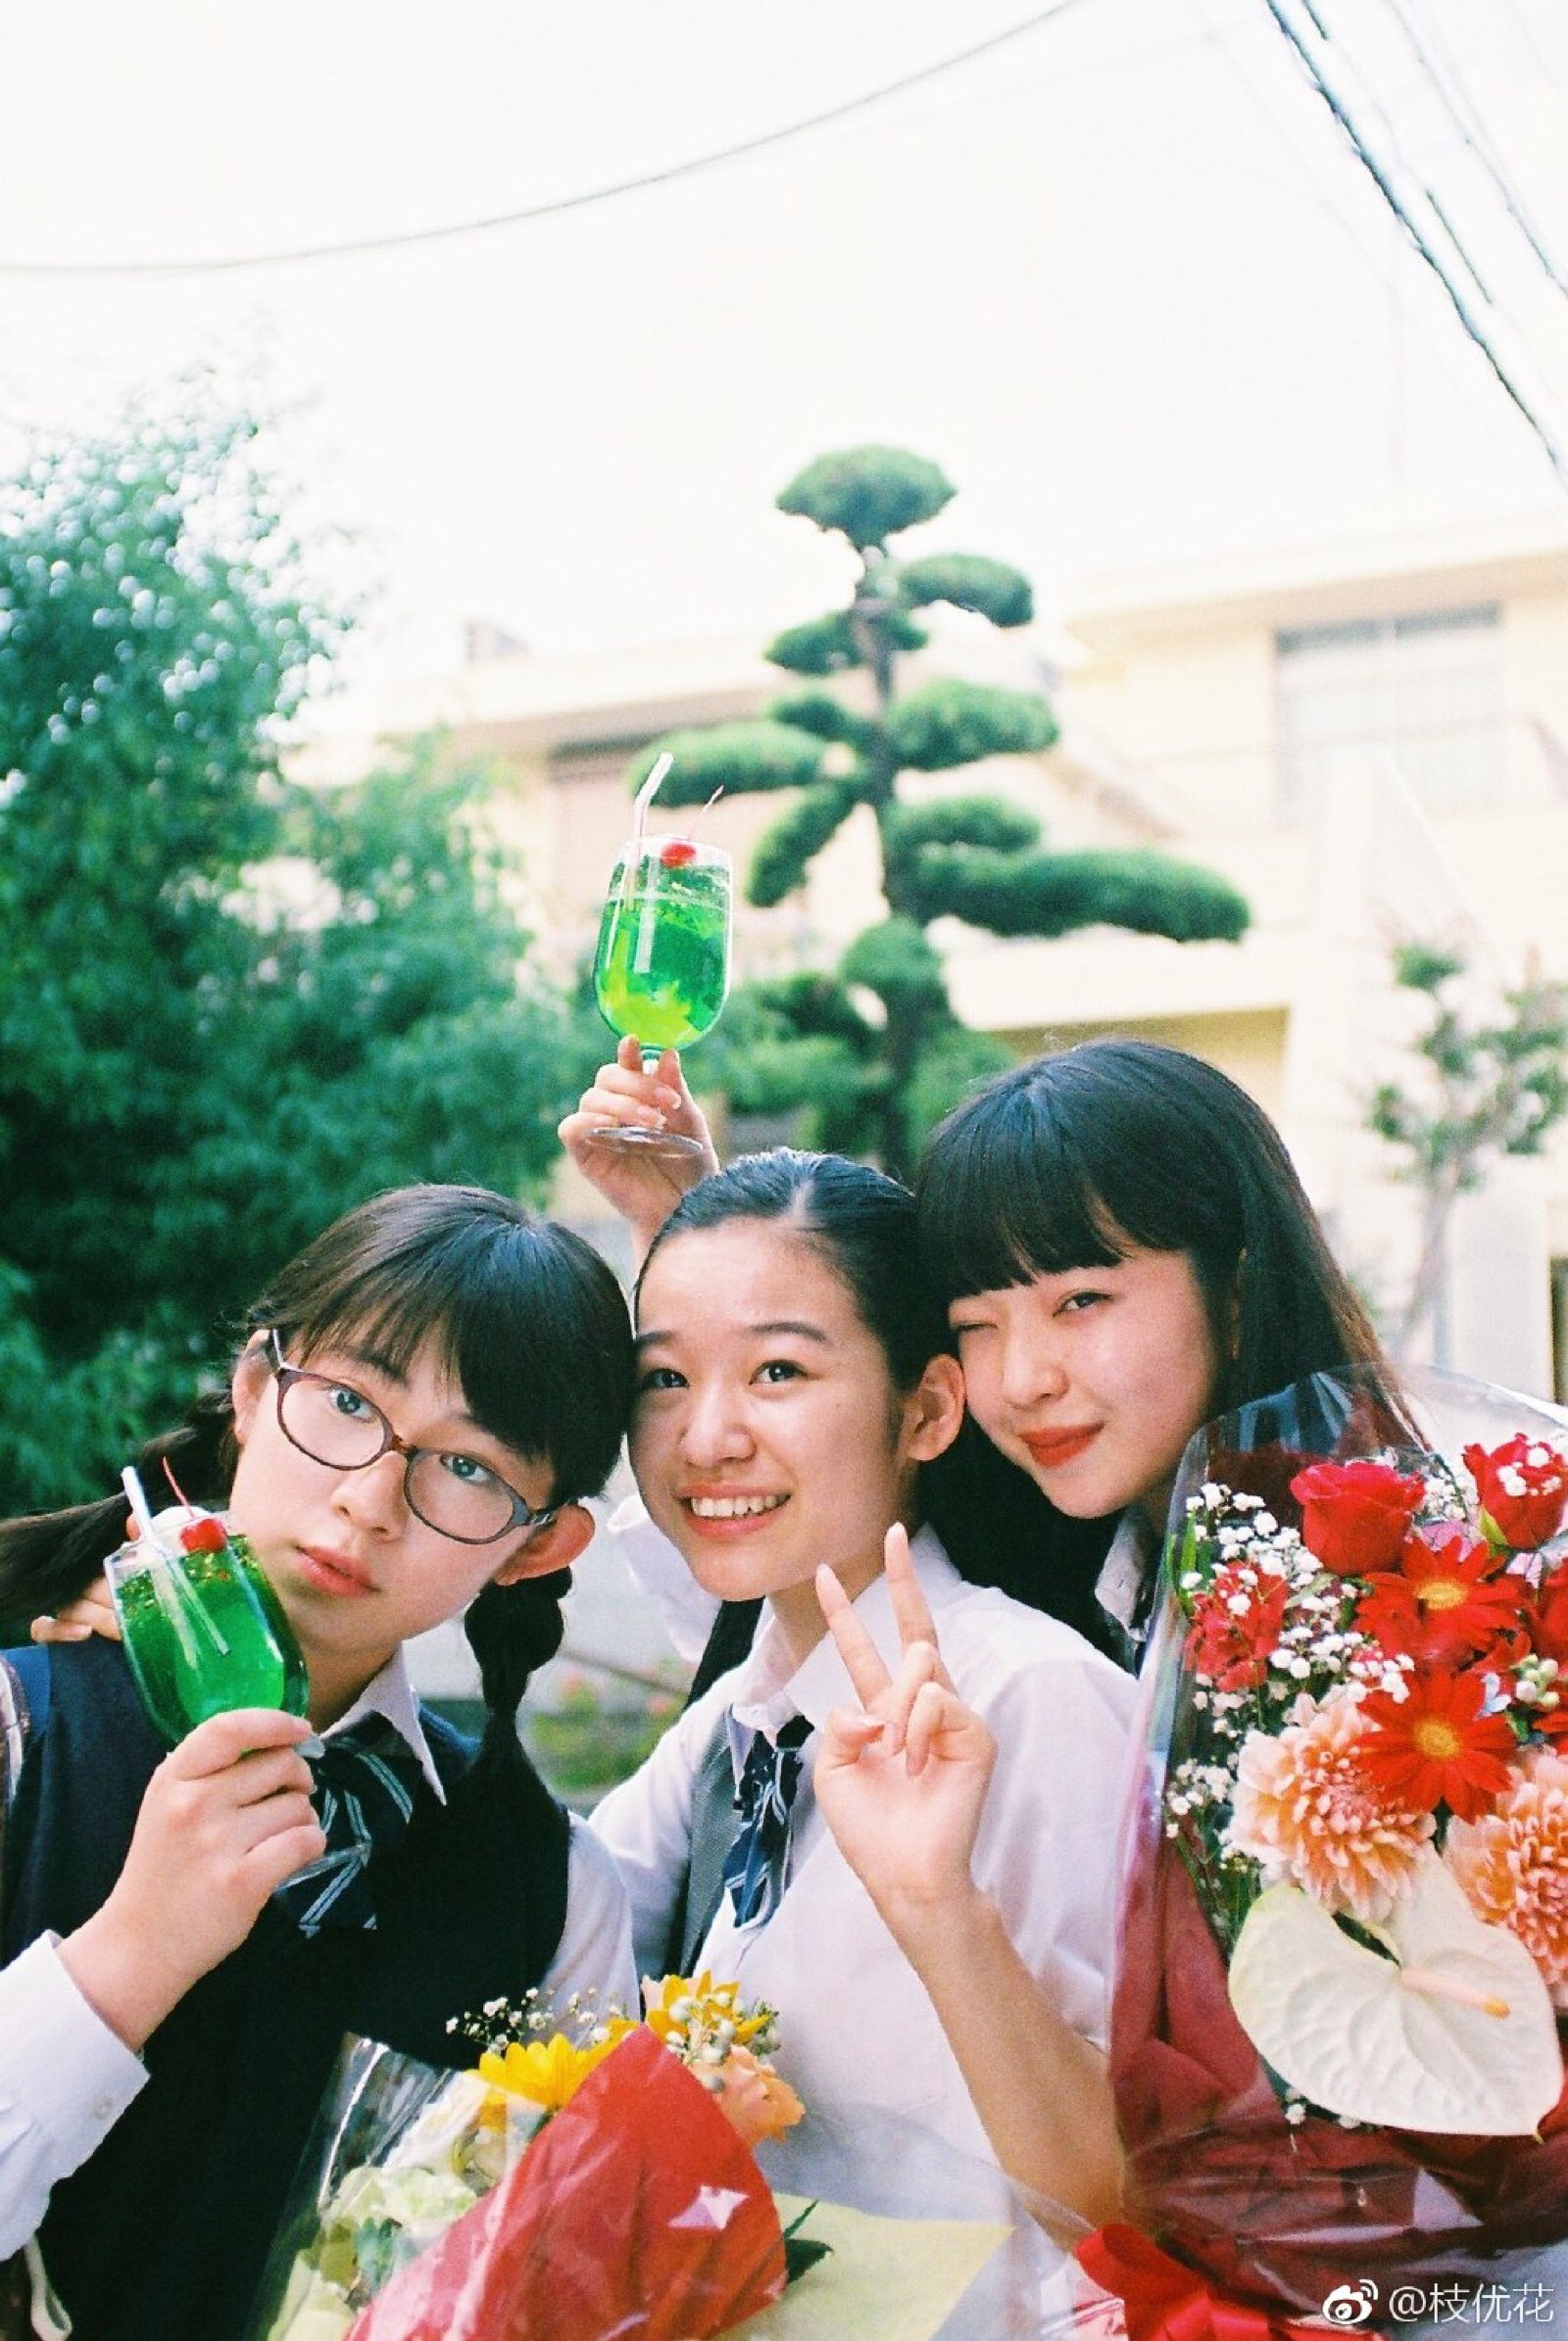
[1094,1508,1158,1642]
[324,1645,446,1803]
[727,1525,960,1754]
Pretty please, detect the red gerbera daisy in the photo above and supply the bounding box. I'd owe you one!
[1355,1525,1529,1669]
[1358,1668,1519,1821]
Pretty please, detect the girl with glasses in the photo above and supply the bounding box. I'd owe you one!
[0,1185,637,2341]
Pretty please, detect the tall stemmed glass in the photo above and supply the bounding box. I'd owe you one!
[589,831,733,1158]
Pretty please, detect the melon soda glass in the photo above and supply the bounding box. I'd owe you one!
[589,826,733,1161]
[105,1464,309,1746]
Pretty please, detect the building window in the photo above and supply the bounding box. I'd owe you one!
[1276,605,1501,821]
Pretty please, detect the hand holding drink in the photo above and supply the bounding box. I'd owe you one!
[107,1466,309,1746]
[586,754,733,1162]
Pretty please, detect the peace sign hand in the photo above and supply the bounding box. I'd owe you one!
[812,1525,996,1923]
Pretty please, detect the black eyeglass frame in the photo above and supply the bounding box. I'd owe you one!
[265,1330,561,1547]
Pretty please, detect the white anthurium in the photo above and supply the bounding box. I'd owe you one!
[1228,1852,1563,2134]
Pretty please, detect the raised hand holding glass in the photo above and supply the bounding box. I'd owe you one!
[589,833,732,1158]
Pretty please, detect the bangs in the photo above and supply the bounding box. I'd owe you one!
[259,1191,632,1500]
[918,1105,1126,1304]
[285,1224,564,1463]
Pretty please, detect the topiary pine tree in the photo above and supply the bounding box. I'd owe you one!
[626,446,1250,1173]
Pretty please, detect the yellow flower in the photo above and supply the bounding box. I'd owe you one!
[640,1972,776,2051]
[475,2031,617,2112]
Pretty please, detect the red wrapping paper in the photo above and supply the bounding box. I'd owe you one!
[345,2025,787,2341]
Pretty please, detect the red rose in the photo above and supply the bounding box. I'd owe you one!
[1463,1435,1568,1550]
[1290,1458,1426,1577]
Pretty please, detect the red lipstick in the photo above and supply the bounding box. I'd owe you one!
[1020,1426,1101,1470]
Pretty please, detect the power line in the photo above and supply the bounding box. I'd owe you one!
[1256,0,1568,486]
[1378,0,1568,302]
[1184,0,1543,491]
[0,0,1093,281]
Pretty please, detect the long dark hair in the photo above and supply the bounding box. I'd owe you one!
[0,1186,635,1778]
[642,1148,1028,1692]
[915,1039,1402,1623]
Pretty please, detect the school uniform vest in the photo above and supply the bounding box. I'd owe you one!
[1,1638,569,2341]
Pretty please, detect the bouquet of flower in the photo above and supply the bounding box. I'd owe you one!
[250,1975,808,2341]
[1089,1367,1568,2331]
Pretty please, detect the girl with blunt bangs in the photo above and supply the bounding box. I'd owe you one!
[913,1038,1401,1662]
[0,1185,638,2341]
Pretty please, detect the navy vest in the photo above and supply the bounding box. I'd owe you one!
[1,1638,569,2341]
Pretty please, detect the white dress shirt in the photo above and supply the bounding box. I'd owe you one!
[590,1526,1138,2222]
[0,1646,634,2257]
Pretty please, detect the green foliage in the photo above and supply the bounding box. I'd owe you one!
[907,846,1250,942]
[0,398,596,1510]
[1391,941,1467,994]
[883,795,1042,860]
[749,781,861,908]
[764,689,878,754]
[896,553,1034,629]
[764,607,928,675]
[1367,940,1568,1350]
[840,918,950,1020]
[776,447,956,550]
[765,611,864,676]
[630,719,823,802]
[882,678,1058,772]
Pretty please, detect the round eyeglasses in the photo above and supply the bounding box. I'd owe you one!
[266,1333,559,1546]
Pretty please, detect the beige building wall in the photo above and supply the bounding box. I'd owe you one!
[302,516,1568,1397]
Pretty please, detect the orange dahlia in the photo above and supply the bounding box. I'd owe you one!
[1357,1667,1519,1822]
[1226,1692,1436,1922]
[1445,1747,1568,2007]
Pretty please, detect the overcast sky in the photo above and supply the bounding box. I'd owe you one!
[2,0,1565,699]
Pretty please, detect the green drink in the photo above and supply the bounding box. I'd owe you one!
[107,1504,310,1747]
[593,836,732,1054]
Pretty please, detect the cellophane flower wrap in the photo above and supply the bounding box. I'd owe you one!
[1101,1365,1568,2325]
[249,1976,801,2341]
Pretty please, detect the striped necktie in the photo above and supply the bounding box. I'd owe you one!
[272,1716,424,1935]
[720,1714,812,1931]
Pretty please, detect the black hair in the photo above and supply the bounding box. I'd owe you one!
[0,1186,635,1779]
[913,1039,1402,1637]
[640,1148,949,1396]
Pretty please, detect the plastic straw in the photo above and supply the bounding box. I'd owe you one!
[121,1465,166,1553]
[622,752,673,901]
[120,1464,229,1662]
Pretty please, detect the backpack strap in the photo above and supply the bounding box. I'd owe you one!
[1,1645,50,1814]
